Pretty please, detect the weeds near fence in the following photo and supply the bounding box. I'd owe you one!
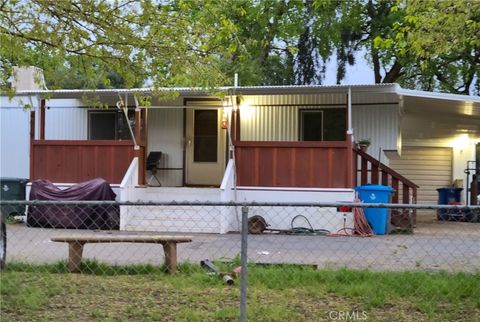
[2,200,480,320]
[2,261,479,321]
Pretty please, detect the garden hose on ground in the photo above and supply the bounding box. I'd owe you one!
[290,215,330,235]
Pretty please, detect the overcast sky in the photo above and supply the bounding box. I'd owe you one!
[324,51,375,86]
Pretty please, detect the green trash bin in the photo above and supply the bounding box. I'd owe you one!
[0,177,28,217]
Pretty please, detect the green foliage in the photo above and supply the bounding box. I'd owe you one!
[1,0,477,94]
[376,0,480,94]
[0,0,232,90]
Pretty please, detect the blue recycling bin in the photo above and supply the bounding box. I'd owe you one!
[355,185,393,235]
[436,187,463,220]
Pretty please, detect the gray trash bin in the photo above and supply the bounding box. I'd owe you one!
[0,177,28,217]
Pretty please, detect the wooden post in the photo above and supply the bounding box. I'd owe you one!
[29,110,35,180]
[346,134,354,188]
[68,241,85,273]
[353,150,358,187]
[134,109,141,143]
[40,99,46,140]
[392,177,399,203]
[402,183,409,204]
[381,170,388,186]
[361,157,368,185]
[162,242,177,274]
[142,108,148,146]
[371,162,379,184]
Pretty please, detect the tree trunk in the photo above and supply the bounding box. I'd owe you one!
[383,60,403,83]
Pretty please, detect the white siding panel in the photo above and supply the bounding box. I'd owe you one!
[45,108,88,139]
[247,93,346,106]
[241,94,347,141]
[147,108,184,186]
[240,95,399,154]
[352,105,399,163]
[0,107,30,178]
[1,96,37,108]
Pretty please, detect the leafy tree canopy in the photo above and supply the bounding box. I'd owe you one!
[1,0,477,95]
[0,0,236,90]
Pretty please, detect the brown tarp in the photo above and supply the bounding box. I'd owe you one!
[27,178,119,229]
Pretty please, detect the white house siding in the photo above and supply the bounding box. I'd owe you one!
[120,187,223,233]
[239,94,399,163]
[240,94,347,141]
[388,147,453,204]
[0,106,30,178]
[352,104,400,164]
[399,138,478,204]
[235,188,355,233]
[0,96,41,178]
[45,107,88,140]
[240,104,299,141]
[147,108,184,186]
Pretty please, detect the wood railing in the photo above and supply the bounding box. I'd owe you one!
[31,140,136,184]
[354,148,419,227]
[235,140,353,188]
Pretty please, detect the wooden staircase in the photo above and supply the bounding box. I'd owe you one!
[353,148,419,228]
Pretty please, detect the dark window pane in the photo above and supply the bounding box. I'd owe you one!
[323,109,346,141]
[117,111,133,140]
[194,110,217,162]
[301,111,323,141]
[300,108,346,141]
[89,112,116,139]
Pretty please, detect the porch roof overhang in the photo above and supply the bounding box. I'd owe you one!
[8,85,480,141]
[11,83,399,97]
[398,89,480,142]
[8,83,400,107]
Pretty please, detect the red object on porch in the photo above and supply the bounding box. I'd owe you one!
[30,140,136,184]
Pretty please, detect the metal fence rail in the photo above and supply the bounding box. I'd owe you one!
[1,200,479,321]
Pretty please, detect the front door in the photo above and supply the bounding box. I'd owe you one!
[185,107,226,185]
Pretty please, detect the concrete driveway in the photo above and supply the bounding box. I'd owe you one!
[5,220,480,272]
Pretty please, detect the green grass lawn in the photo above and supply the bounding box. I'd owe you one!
[1,262,479,321]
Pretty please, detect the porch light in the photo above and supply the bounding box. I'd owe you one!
[451,133,471,152]
[222,99,232,129]
[239,100,254,120]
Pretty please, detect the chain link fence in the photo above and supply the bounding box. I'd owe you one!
[1,200,479,321]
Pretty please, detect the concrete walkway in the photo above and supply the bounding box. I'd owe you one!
[5,220,480,272]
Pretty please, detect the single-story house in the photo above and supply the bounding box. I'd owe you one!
[1,67,479,233]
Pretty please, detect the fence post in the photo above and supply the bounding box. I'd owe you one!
[240,205,248,322]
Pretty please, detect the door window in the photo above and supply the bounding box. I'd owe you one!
[193,110,218,162]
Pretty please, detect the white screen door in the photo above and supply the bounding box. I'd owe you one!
[185,106,226,185]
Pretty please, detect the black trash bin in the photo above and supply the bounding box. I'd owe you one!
[0,177,28,218]
[436,187,463,220]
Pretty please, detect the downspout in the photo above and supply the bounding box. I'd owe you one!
[347,87,354,188]
[347,87,353,137]
[117,93,143,185]
[117,93,138,148]
[231,74,241,228]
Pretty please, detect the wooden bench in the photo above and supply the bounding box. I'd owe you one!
[51,234,193,274]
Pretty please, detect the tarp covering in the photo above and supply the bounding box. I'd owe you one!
[27,178,119,229]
